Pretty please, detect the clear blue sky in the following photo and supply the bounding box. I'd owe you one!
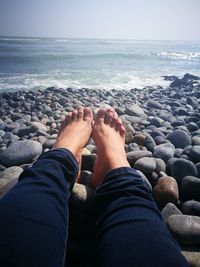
[0,0,200,40]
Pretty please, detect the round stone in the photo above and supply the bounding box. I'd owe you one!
[167,214,200,245]
[153,176,179,207]
[192,136,200,146]
[0,178,18,198]
[189,146,200,162]
[125,104,146,118]
[181,176,200,201]
[154,158,166,174]
[133,134,146,146]
[153,143,175,163]
[0,140,42,167]
[144,135,156,152]
[0,166,23,181]
[81,154,97,172]
[30,122,47,132]
[170,159,198,185]
[182,200,200,217]
[167,130,191,149]
[161,203,182,223]
[134,157,156,175]
[126,150,152,166]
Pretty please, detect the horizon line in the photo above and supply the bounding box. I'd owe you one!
[0,35,200,42]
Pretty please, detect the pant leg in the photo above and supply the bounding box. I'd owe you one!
[95,167,189,267]
[0,148,78,267]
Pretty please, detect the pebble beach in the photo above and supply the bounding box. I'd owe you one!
[0,73,200,266]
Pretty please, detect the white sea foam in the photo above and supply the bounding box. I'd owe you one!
[157,51,200,60]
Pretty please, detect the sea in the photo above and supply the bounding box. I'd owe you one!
[0,37,200,92]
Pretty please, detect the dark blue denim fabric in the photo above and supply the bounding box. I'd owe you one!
[0,149,188,267]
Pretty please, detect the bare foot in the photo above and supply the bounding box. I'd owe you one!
[91,108,130,188]
[54,107,93,181]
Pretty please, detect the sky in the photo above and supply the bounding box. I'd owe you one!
[0,0,200,41]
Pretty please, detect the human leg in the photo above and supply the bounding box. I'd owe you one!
[0,107,93,267]
[92,109,188,267]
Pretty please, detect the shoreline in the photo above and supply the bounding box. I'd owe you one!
[0,73,200,265]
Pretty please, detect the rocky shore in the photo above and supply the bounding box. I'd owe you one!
[0,73,200,266]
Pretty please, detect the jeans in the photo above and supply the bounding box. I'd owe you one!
[0,148,188,267]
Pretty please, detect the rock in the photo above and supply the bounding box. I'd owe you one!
[126,150,152,166]
[167,214,200,245]
[121,118,135,144]
[0,166,23,181]
[79,170,92,186]
[167,130,191,149]
[0,164,6,171]
[154,158,166,174]
[170,78,183,87]
[144,135,156,152]
[187,122,199,132]
[153,176,179,207]
[196,162,200,178]
[30,122,48,132]
[81,154,96,172]
[82,148,91,156]
[125,104,146,118]
[162,75,178,81]
[187,97,199,108]
[153,143,175,163]
[0,178,18,198]
[150,117,163,127]
[170,159,198,185]
[181,176,200,201]
[192,136,200,146]
[0,130,5,137]
[134,157,156,175]
[161,203,182,223]
[17,125,37,137]
[70,183,95,211]
[133,134,146,146]
[147,100,163,109]
[189,146,200,162]
[181,246,200,267]
[174,148,183,158]
[183,73,200,82]
[154,135,166,145]
[0,140,42,167]
[182,200,200,217]
[44,139,56,149]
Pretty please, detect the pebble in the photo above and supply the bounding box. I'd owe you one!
[169,159,198,185]
[0,166,23,181]
[126,150,152,166]
[189,146,200,162]
[153,143,175,163]
[181,176,200,201]
[144,135,156,152]
[167,214,200,245]
[161,203,182,223]
[134,157,156,175]
[167,130,191,149]
[182,200,200,217]
[192,136,200,146]
[153,176,179,207]
[0,140,42,167]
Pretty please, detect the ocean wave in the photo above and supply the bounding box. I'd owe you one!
[157,51,200,60]
[0,72,171,92]
[0,37,41,42]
